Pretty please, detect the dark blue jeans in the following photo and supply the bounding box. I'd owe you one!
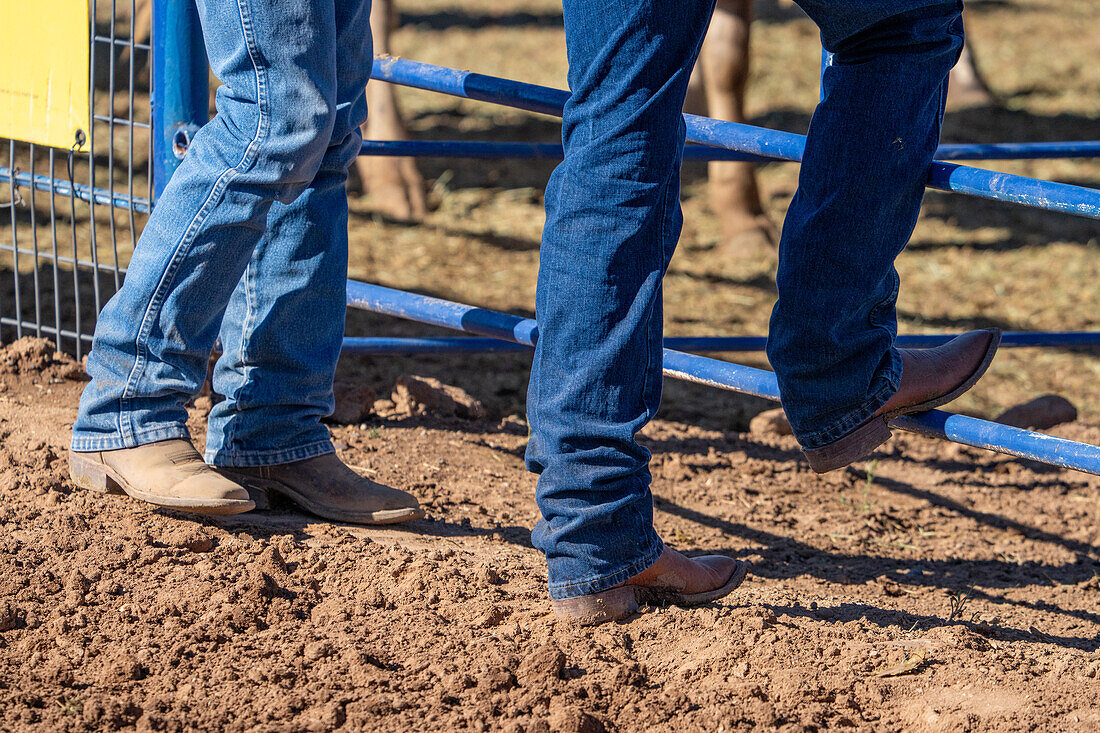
[527,0,964,600]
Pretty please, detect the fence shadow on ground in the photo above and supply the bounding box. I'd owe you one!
[659,496,1100,651]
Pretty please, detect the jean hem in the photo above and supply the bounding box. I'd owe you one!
[547,531,664,601]
[70,425,192,453]
[204,438,335,467]
[796,358,902,450]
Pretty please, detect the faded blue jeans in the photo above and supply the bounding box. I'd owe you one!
[72,0,372,466]
[527,0,964,599]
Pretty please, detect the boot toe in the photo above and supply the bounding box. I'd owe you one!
[695,554,741,583]
[373,485,422,513]
[172,474,253,503]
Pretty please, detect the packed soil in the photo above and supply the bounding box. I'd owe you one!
[2,0,1100,730]
[1,336,1098,732]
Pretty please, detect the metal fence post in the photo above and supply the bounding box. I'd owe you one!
[151,0,209,200]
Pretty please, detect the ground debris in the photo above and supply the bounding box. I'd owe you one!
[331,380,379,424]
[391,374,486,419]
[749,407,792,437]
[875,650,929,678]
[994,394,1078,430]
[0,338,87,381]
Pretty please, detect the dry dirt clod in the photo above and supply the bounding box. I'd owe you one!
[548,705,606,733]
[749,407,792,437]
[516,644,567,686]
[0,337,88,382]
[392,375,486,420]
[994,394,1078,430]
[474,605,508,628]
[477,666,517,693]
[0,602,22,632]
[477,566,506,585]
[331,381,379,424]
[159,526,216,553]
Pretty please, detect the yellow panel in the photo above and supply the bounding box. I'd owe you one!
[0,0,90,150]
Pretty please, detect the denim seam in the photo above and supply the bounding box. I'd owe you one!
[116,0,270,448]
[637,166,677,427]
[868,269,900,332]
[221,257,259,454]
[204,438,335,467]
[547,534,664,597]
[71,424,192,453]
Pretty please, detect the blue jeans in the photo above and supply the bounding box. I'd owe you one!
[527,0,964,600]
[71,0,373,465]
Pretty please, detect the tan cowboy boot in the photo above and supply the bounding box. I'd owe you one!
[69,439,255,515]
[552,546,750,626]
[218,452,423,525]
[803,328,1001,473]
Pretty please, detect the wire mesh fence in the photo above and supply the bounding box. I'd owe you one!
[1,1,153,359]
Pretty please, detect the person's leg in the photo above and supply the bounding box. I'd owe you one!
[206,0,422,524]
[73,0,342,451]
[69,0,341,509]
[205,0,372,468]
[526,0,724,604]
[767,1,982,461]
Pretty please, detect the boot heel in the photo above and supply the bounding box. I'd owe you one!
[803,416,892,474]
[551,585,638,626]
[68,452,125,495]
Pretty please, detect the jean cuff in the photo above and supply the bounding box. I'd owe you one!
[70,424,192,453]
[546,529,665,601]
[795,354,903,450]
[204,438,335,467]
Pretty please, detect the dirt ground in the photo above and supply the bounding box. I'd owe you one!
[2,0,1100,730]
[1,334,1099,732]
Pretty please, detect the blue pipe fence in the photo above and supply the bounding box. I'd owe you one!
[346,281,1100,476]
[5,3,1097,476]
[342,332,1100,355]
[349,57,1100,474]
[151,0,210,198]
[369,57,1100,220]
[360,139,1100,163]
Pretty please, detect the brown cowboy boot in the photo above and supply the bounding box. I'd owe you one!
[218,452,423,525]
[803,328,1001,473]
[552,546,750,626]
[69,439,254,515]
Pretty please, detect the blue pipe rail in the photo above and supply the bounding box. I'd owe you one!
[345,280,1100,476]
[341,332,1100,355]
[360,140,771,163]
[934,141,1100,161]
[360,139,1100,163]
[0,165,152,211]
[370,57,1100,220]
[0,167,152,214]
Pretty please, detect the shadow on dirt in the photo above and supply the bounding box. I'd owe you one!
[189,505,537,551]
[658,494,1100,651]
